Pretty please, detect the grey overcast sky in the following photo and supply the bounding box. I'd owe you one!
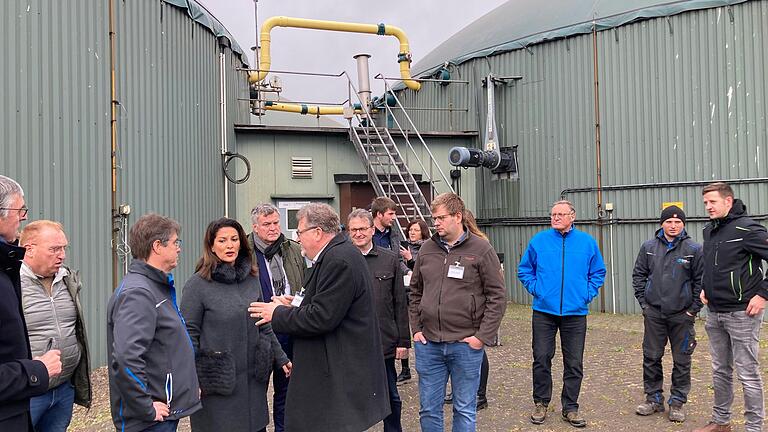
[196,0,507,105]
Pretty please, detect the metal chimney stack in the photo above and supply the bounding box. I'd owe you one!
[354,53,372,111]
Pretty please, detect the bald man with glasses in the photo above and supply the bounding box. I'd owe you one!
[518,200,606,428]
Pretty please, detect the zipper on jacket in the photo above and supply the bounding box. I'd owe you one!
[729,271,743,301]
[560,234,566,315]
[437,256,447,339]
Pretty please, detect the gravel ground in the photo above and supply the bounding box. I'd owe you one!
[71,303,768,431]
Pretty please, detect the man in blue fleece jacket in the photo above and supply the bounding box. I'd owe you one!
[518,200,605,428]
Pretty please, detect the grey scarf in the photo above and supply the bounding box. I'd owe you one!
[252,235,289,295]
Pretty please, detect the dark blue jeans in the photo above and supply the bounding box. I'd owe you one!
[272,334,293,432]
[415,340,484,432]
[141,419,179,432]
[383,357,403,432]
[29,381,75,432]
[532,310,586,413]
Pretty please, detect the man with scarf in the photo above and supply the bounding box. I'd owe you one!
[248,204,306,432]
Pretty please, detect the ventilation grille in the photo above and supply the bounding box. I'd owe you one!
[291,157,312,179]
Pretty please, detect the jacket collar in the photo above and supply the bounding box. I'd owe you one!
[128,259,171,287]
[655,227,688,247]
[312,232,347,265]
[712,198,747,229]
[20,262,69,285]
[0,239,25,270]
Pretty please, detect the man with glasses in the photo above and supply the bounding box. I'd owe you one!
[409,193,507,432]
[518,200,605,428]
[107,213,201,432]
[19,221,91,432]
[347,209,409,432]
[248,203,389,432]
[0,175,62,431]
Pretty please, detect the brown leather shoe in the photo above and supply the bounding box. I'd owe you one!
[691,421,732,432]
[561,411,587,428]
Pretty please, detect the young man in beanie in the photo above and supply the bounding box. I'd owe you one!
[632,205,703,423]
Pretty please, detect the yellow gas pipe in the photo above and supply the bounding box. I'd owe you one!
[248,16,421,91]
[263,101,371,116]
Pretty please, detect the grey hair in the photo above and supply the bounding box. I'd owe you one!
[250,203,279,225]
[347,208,374,226]
[0,175,24,218]
[296,203,340,234]
[551,200,576,213]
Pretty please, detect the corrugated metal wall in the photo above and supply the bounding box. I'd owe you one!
[0,0,249,366]
[397,1,768,315]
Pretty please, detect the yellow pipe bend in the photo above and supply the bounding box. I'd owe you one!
[248,16,421,91]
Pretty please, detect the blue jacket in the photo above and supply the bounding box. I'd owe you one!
[518,227,606,316]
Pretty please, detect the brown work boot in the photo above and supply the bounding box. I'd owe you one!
[561,410,587,428]
[530,402,547,424]
[667,403,685,422]
[692,421,732,432]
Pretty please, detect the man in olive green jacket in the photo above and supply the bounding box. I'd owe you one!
[20,221,91,432]
[249,203,307,432]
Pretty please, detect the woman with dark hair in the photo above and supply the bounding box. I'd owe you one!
[398,219,430,270]
[396,219,430,384]
[181,218,290,432]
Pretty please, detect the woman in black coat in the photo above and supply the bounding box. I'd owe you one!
[396,219,430,383]
[181,218,290,432]
[398,219,430,271]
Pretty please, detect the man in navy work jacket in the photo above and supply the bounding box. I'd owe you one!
[107,214,201,432]
[632,205,703,423]
[518,199,606,428]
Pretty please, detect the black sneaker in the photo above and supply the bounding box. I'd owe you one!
[477,396,488,410]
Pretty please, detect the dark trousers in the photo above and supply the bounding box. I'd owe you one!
[642,307,696,404]
[384,357,403,432]
[141,420,179,432]
[532,310,587,413]
[272,335,293,432]
[478,351,489,399]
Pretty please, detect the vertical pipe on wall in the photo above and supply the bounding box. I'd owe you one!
[109,0,119,290]
[591,23,606,312]
[219,52,229,217]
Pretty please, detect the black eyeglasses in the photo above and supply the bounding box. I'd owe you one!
[0,206,29,218]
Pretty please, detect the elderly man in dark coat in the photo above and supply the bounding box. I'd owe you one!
[0,175,62,431]
[249,203,390,432]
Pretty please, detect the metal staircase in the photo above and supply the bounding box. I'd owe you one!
[347,78,454,238]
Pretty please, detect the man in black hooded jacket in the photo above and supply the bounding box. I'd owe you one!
[693,182,768,432]
[632,205,703,423]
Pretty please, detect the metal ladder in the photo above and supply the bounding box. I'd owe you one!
[347,78,454,237]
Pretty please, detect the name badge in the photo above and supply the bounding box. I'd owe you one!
[447,264,465,279]
[291,288,306,307]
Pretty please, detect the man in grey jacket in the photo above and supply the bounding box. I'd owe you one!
[632,206,703,423]
[20,221,91,432]
[107,214,201,432]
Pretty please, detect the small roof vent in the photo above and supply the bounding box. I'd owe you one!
[291,157,313,179]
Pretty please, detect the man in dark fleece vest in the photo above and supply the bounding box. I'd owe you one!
[693,183,768,432]
[632,205,703,423]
